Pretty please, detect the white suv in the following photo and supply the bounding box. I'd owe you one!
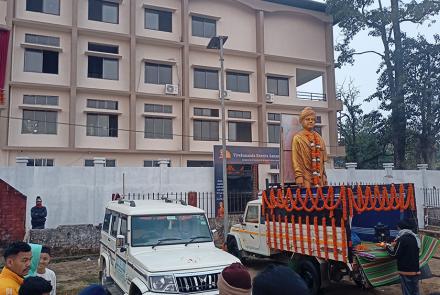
[99,199,239,295]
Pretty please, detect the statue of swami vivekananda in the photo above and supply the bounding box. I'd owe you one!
[291,107,328,188]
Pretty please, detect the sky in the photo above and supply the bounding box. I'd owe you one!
[311,0,440,112]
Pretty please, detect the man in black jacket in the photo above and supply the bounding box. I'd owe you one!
[31,196,47,229]
[385,219,420,295]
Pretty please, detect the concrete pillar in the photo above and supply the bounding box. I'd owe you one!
[93,157,106,167]
[417,163,429,190]
[345,162,357,185]
[16,157,29,167]
[417,164,429,227]
[383,163,394,178]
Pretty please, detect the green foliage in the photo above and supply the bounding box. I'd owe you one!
[338,82,392,169]
[328,0,440,169]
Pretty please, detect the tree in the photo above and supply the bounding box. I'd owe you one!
[338,81,392,168]
[327,0,440,168]
[403,35,440,168]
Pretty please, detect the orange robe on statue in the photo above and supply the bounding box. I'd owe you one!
[291,130,328,187]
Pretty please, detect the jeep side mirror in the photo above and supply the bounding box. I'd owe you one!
[116,234,125,248]
[211,229,217,234]
[239,216,244,225]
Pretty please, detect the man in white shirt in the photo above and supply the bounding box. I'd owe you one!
[36,247,56,295]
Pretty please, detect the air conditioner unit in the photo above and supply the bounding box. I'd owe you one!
[265,93,274,103]
[165,84,179,95]
[219,90,231,100]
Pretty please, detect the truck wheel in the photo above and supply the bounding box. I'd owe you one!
[297,260,320,295]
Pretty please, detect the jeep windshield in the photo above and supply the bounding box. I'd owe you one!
[131,214,212,247]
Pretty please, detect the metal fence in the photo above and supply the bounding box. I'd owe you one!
[123,191,254,218]
[297,91,326,101]
[422,188,440,227]
[422,188,440,208]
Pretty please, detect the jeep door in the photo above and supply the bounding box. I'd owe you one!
[108,213,120,286]
[114,214,129,292]
[241,204,261,251]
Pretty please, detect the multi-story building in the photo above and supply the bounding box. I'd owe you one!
[0,0,344,168]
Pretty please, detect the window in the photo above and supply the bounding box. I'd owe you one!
[87,99,118,110]
[267,76,289,96]
[88,0,118,24]
[86,114,118,137]
[316,116,322,124]
[88,43,118,54]
[87,43,119,80]
[144,117,173,139]
[193,120,219,141]
[22,110,57,134]
[27,158,54,167]
[245,206,259,223]
[120,216,128,241]
[226,72,250,93]
[192,16,216,38]
[314,126,322,136]
[194,108,219,117]
[25,34,60,47]
[110,213,119,238]
[84,159,116,167]
[270,163,279,170]
[144,104,172,113]
[228,110,251,119]
[145,8,172,32]
[187,160,213,167]
[144,160,171,167]
[24,49,58,74]
[268,124,280,143]
[194,68,218,90]
[145,63,172,85]
[102,209,111,232]
[268,113,281,122]
[228,122,252,142]
[26,0,60,15]
[23,95,58,106]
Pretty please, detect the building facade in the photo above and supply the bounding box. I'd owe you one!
[0,0,344,168]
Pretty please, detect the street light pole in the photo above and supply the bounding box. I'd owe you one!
[218,37,229,240]
[207,36,229,240]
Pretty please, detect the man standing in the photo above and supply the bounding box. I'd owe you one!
[386,219,421,295]
[0,242,32,295]
[291,107,328,188]
[31,196,47,229]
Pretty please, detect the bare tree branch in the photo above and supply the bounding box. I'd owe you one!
[352,50,385,58]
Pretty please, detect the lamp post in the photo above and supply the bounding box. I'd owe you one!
[207,36,229,239]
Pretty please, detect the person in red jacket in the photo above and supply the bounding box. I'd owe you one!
[385,219,420,295]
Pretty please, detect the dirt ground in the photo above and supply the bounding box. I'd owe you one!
[50,251,440,295]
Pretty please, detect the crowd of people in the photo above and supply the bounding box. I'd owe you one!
[0,240,311,295]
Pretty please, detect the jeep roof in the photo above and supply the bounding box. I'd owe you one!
[106,200,205,216]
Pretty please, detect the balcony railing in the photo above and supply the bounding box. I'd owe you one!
[297,91,326,101]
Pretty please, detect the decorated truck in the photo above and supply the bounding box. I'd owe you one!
[223,106,440,294]
[226,183,439,294]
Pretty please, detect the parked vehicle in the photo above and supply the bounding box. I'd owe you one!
[226,183,439,295]
[99,199,239,295]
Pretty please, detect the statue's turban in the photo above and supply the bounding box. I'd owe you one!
[299,107,316,123]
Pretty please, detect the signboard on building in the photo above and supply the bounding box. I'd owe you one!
[213,145,279,217]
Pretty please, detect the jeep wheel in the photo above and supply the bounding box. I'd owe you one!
[297,260,320,295]
[227,238,247,263]
[100,263,109,286]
